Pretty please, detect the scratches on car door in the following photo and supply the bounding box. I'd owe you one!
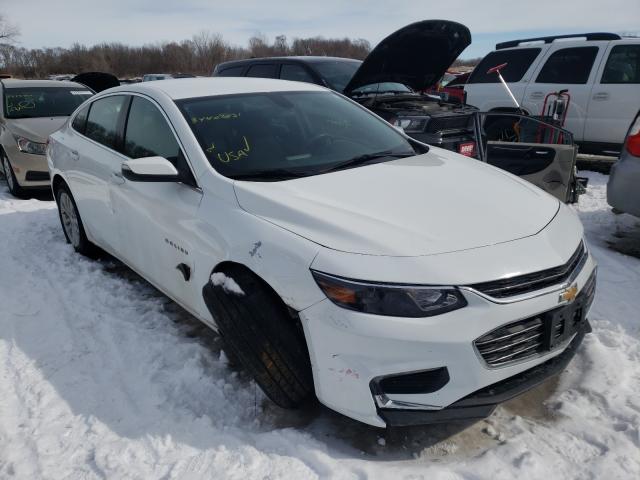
[249,241,262,258]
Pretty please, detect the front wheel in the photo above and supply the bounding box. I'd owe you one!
[2,150,24,197]
[55,183,98,257]
[203,266,314,409]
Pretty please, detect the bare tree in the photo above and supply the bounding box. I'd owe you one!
[0,31,372,78]
[0,13,19,44]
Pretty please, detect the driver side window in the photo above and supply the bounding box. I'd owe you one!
[124,96,197,186]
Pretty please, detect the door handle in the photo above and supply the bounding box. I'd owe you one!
[110,171,125,184]
[592,92,610,101]
[70,150,79,161]
[491,146,530,152]
[530,91,544,99]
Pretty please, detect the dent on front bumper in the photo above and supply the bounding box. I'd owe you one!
[299,252,596,428]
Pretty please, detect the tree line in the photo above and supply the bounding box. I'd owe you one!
[0,30,372,79]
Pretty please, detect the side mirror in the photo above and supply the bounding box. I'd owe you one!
[121,156,179,182]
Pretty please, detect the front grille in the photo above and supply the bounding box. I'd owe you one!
[475,269,595,367]
[425,114,473,133]
[25,171,50,181]
[470,242,586,299]
[475,316,547,366]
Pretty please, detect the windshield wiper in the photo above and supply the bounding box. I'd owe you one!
[7,114,35,119]
[321,150,415,173]
[230,168,314,181]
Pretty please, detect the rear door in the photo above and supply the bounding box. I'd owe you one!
[479,113,578,202]
[62,94,128,252]
[584,41,640,148]
[110,94,203,308]
[522,44,607,140]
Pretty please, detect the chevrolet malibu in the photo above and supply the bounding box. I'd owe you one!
[48,78,597,427]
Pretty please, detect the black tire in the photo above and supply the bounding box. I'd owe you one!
[203,266,314,409]
[1,149,24,197]
[54,182,99,257]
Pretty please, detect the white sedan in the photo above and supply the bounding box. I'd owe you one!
[47,78,597,428]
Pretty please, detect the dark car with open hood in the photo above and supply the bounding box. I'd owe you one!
[212,20,479,157]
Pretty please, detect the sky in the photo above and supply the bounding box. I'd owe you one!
[2,0,639,59]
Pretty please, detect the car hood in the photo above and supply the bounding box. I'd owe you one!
[233,148,560,257]
[7,117,68,142]
[344,20,471,95]
[72,72,119,92]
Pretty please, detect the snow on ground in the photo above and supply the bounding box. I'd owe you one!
[0,172,638,479]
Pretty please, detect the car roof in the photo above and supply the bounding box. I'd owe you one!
[218,56,361,67]
[104,77,328,100]
[0,79,89,89]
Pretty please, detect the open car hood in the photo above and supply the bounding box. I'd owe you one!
[71,72,120,93]
[344,20,471,95]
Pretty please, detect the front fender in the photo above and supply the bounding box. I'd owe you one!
[191,189,325,327]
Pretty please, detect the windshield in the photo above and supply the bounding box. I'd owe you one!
[350,82,413,95]
[3,87,93,119]
[177,91,416,181]
[310,60,361,92]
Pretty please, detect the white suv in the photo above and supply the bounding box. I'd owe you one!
[48,78,596,428]
[465,33,640,156]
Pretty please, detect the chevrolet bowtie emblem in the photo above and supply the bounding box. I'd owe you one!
[559,284,579,303]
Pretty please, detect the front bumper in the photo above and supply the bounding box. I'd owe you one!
[3,143,50,188]
[299,252,596,428]
[378,319,590,426]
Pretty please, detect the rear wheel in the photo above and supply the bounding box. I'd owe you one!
[2,150,24,197]
[55,183,98,257]
[203,266,314,409]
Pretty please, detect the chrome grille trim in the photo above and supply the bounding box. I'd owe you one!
[464,242,587,303]
[474,317,547,367]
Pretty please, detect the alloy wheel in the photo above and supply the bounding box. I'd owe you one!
[3,156,14,192]
[59,191,81,247]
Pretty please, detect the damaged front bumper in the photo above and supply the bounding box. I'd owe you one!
[299,250,596,428]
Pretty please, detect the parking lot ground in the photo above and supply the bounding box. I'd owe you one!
[0,171,639,479]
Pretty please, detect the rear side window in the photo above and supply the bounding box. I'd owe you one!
[536,47,598,84]
[280,64,315,84]
[245,64,278,78]
[71,104,90,134]
[217,66,245,77]
[85,95,127,149]
[467,48,541,84]
[601,45,640,84]
[124,97,180,161]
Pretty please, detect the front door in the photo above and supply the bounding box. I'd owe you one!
[479,112,579,202]
[110,95,203,309]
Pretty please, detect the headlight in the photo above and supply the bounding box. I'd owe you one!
[392,117,428,133]
[16,136,47,155]
[311,271,467,318]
